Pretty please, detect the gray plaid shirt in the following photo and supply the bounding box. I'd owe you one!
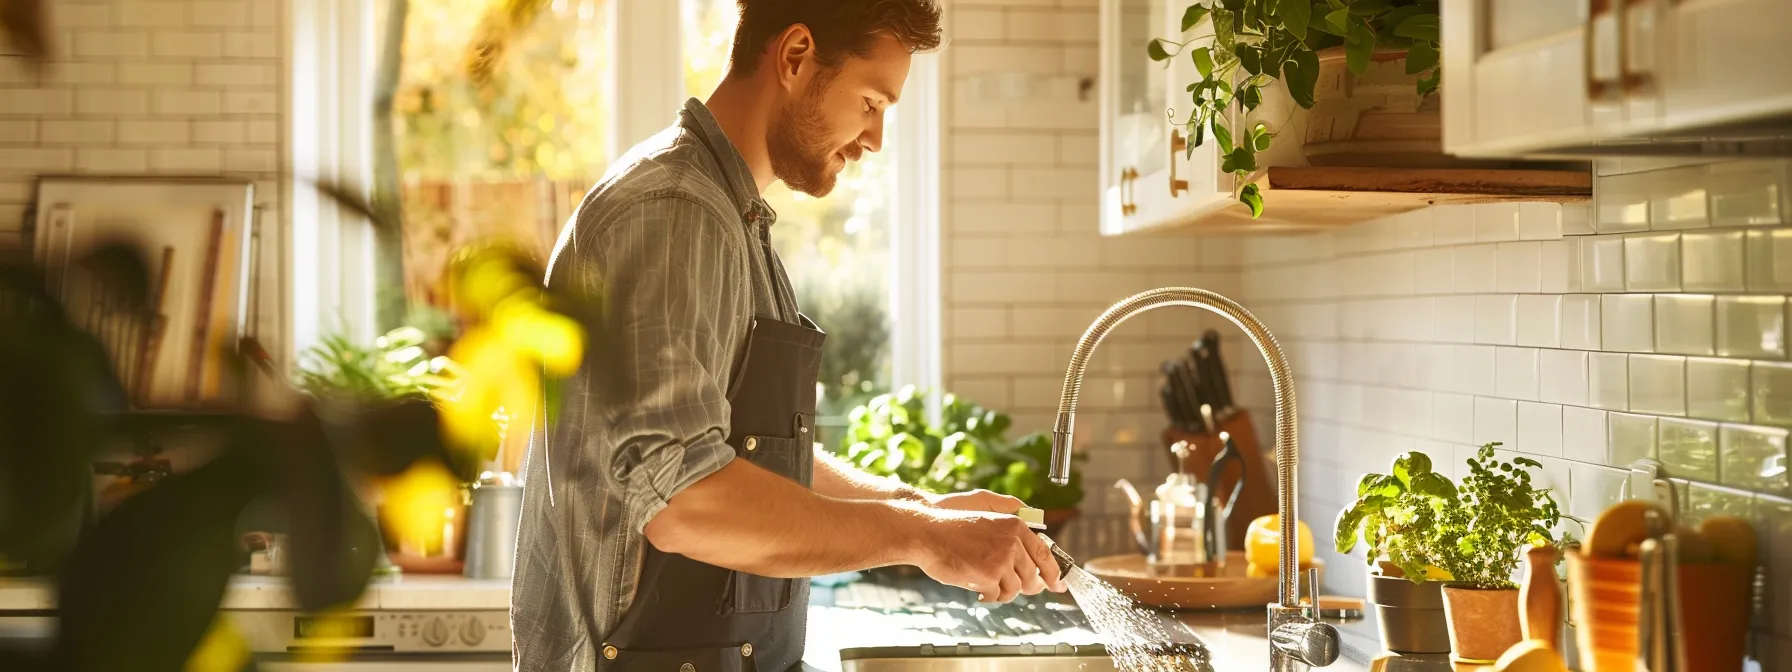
[511,98,801,670]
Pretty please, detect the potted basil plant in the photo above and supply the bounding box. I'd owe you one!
[1334,450,1458,655]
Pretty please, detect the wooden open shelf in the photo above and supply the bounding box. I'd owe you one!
[1131,166,1593,235]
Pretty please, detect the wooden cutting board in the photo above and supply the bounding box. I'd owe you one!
[1084,551,1324,610]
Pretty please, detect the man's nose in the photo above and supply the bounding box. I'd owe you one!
[859,110,886,153]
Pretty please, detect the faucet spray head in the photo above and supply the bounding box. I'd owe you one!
[1048,413,1075,485]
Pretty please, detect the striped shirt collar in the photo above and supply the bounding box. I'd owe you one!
[680,97,778,226]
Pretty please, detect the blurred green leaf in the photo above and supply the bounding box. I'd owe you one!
[1181,4,1211,31]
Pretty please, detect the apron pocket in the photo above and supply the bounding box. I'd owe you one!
[720,564,794,615]
[722,435,807,615]
[597,643,751,672]
[738,435,810,487]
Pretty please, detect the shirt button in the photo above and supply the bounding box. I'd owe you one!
[745,437,758,452]
[603,646,618,660]
[680,663,696,672]
[740,643,753,657]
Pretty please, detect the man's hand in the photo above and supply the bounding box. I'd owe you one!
[907,507,1066,604]
[927,489,1024,515]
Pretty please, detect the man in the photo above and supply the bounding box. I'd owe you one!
[511,1,1067,670]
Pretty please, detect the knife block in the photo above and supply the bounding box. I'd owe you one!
[1161,409,1277,553]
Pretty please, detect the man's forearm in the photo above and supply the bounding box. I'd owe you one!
[811,448,931,502]
[642,458,933,578]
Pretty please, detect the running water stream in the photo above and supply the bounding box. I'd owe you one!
[1064,566,1214,672]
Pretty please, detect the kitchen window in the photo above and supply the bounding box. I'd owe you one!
[289,0,941,439]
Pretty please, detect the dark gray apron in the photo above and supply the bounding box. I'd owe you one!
[595,114,826,672]
[596,312,826,672]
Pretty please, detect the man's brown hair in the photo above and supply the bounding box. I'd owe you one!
[730,0,943,76]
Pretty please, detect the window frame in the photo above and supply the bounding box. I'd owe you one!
[287,0,941,406]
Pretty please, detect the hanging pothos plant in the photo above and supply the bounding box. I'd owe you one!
[1148,0,1442,217]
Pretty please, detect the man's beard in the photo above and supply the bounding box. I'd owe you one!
[768,79,857,197]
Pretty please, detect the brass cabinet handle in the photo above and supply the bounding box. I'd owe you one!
[1169,129,1189,197]
[1586,0,1621,100]
[1120,167,1138,215]
[1620,0,1664,95]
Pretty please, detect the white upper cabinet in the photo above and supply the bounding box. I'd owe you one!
[1442,0,1792,158]
[1100,0,1235,236]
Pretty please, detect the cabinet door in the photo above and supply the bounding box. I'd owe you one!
[1657,0,1792,130]
[1442,0,1603,155]
[1100,0,1170,235]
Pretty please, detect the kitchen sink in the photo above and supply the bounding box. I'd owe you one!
[839,642,1213,672]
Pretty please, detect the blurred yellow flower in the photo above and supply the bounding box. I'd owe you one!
[184,613,251,672]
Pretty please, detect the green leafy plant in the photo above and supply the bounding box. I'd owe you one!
[838,387,1086,511]
[1335,443,1562,589]
[1333,450,1459,582]
[1150,0,1442,217]
[294,326,456,403]
[1430,443,1562,589]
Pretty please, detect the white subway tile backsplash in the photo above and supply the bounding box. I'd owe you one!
[1496,346,1541,401]
[1653,294,1715,356]
[1712,160,1786,226]
[1756,363,1792,429]
[1497,242,1542,293]
[1540,239,1578,293]
[1560,294,1602,350]
[1476,397,1519,446]
[1564,406,1609,464]
[1433,393,1475,444]
[1719,424,1789,496]
[1601,294,1655,353]
[1518,202,1564,240]
[1686,357,1753,423]
[1648,166,1711,230]
[1583,235,1626,292]
[1562,203,1595,236]
[1435,296,1478,344]
[1433,205,1477,244]
[1455,244,1498,294]
[1597,172,1652,233]
[1590,351,1631,411]
[1658,418,1719,482]
[1624,232,1682,291]
[1518,401,1565,457]
[1415,248,1454,293]
[1477,203,1523,242]
[1715,296,1788,359]
[1457,345,1497,396]
[1476,294,1518,345]
[1629,354,1687,416]
[1746,228,1792,292]
[1541,350,1590,406]
[1680,230,1746,292]
[1569,461,1630,520]
[1516,295,1561,347]
[1609,412,1660,467]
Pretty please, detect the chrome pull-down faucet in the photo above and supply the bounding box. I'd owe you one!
[1045,287,1338,672]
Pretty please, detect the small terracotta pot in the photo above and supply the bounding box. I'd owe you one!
[1441,585,1522,662]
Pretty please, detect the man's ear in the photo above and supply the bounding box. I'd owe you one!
[773,23,816,93]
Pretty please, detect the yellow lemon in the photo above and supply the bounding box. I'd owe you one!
[1245,562,1275,578]
[1493,639,1569,672]
[1245,514,1314,569]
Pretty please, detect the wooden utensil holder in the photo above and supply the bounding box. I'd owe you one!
[1161,409,1276,552]
[1565,550,1753,672]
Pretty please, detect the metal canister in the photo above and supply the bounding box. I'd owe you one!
[463,471,524,580]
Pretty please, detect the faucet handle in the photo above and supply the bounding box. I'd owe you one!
[1271,621,1341,668]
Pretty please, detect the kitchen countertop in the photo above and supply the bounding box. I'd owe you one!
[3,569,1403,672]
[0,573,512,611]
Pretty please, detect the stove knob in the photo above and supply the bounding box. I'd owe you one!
[422,617,449,647]
[460,617,486,646]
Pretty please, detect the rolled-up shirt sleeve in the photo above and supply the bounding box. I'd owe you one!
[574,195,752,534]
